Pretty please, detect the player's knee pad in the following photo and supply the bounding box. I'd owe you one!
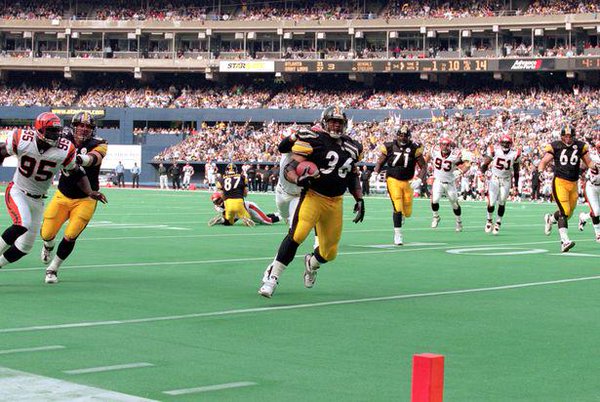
[557,214,568,228]
[392,198,403,213]
[592,215,600,225]
[1,225,27,245]
[497,204,506,217]
[453,205,462,216]
[431,202,440,212]
[487,205,495,213]
[276,234,300,266]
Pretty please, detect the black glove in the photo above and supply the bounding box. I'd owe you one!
[296,170,320,188]
[88,191,108,204]
[353,199,365,223]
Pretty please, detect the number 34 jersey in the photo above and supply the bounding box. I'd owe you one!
[431,146,464,182]
[486,145,521,179]
[5,129,77,196]
[544,140,589,182]
[291,128,363,197]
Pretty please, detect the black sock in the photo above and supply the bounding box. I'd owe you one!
[276,234,300,266]
[498,204,505,217]
[3,245,27,263]
[393,212,403,228]
[1,225,27,245]
[57,238,76,260]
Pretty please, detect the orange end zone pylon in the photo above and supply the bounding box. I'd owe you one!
[411,353,445,402]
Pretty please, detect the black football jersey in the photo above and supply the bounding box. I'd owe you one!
[58,132,108,199]
[380,140,423,180]
[217,173,246,199]
[544,140,588,181]
[291,127,363,197]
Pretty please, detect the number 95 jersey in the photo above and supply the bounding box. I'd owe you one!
[6,129,77,196]
[544,140,589,182]
[291,128,363,197]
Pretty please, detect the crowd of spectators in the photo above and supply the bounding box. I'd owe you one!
[154,106,599,200]
[2,0,600,21]
[0,82,77,107]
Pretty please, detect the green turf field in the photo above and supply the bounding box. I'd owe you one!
[0,188,598,401]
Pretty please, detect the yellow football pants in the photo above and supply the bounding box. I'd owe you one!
[224,198,251,224]
[386,177,413,217]
[41,190,97,241]
[552,177,578,219]
[290,189,343,262]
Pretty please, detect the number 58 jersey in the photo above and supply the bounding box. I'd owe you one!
[5,129,77,196]
[486,145,521,179]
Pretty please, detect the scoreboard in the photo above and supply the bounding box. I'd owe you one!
[277,59,490,73]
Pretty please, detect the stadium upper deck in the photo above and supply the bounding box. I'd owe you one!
[0,1,599,80]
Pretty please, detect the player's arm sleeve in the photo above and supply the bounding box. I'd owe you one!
[86,141,108,166]
[291,140,314,156]
[62,143,78,170]
[347,166,363,200]
[278,135,296,153]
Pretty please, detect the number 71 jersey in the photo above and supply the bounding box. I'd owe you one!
[487,145,521,179]
[5,129,77,196]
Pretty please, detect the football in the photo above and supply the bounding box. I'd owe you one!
[296,161,319,176]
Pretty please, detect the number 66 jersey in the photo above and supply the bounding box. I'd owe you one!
[6,129,77,196]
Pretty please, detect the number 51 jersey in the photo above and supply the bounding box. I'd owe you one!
[486,145,521,179]
[5,129,77,196]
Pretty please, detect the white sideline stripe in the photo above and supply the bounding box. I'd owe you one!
[78,223,545,242]
[0,366,155,401]
[64,362,154,375]
[4,238,586,274]
[553,252,600,258]
[1,275,598,334]
[0,345,65,355]
[163,381,257,395]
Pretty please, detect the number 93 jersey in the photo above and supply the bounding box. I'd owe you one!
[486,145,521,179]
[380,140,423,180]
[291,128,363,197]
[431,146,464,182]
[544,140,589,182]
[6,128,77,196]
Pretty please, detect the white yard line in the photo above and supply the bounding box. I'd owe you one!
[64,363,154,375]
[0,345,65,355]
[1,275,598,334]
[3,238,589,275]
[163,381,257,395]
[0,366,155,401]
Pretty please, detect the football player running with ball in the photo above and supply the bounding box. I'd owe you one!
[258,106,365,298]
[0,112,106,275]
[480,135,521,235]
[40,112,108,284]
[373,125,426,245]
[539,125,595,252]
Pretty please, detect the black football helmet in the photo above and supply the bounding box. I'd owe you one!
[560,125,575,146]
[397,125,411,146]
[225,163,237,175]
[71,111,96,145]
[320,106,347,139]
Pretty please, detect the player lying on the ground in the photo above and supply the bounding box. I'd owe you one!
[208,192,281,226]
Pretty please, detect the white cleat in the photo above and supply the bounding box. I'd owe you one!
[578,212,587,232]
[484,220,493,233]
[561,240,575,253]
[44,269,58,284]
[258,276,278,298]
[241,217,256,227]
[431,216,441,228]
[394,232,403,246]
[207,215,225,227]
[303,254,318,288]
[544,213,553,236]
[41,246,53,265]
[455,220,463,232]
[492,223,501,235]
[261,264,272,285]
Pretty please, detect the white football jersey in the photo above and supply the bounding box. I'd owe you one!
[431,146,464,182]
[487,145,521,179]
[278,131,302,197]
[587,148,600,186]
[183,165,194,176]
[6,129,77,196]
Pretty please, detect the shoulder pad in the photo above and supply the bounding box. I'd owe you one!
[297,128,320,140]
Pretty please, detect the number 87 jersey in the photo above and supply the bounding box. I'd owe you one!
[6,129,77,196]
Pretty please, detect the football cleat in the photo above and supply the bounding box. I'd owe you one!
[41,246,53,264]
[561,240,575,253]
[394,232,403,246]
[207,215,225,226]
[544,213,553,236]
[261,264,273,285]
[45,269,58,284]
[241,217,256,227]
[578,212,587,231]
[431,215,441,228]
[303,254,318,288]
[596,234,600,243]
[258,276,278,298]
[455,220,463,232]
[492,222,501,235]
[484,220,493,233]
